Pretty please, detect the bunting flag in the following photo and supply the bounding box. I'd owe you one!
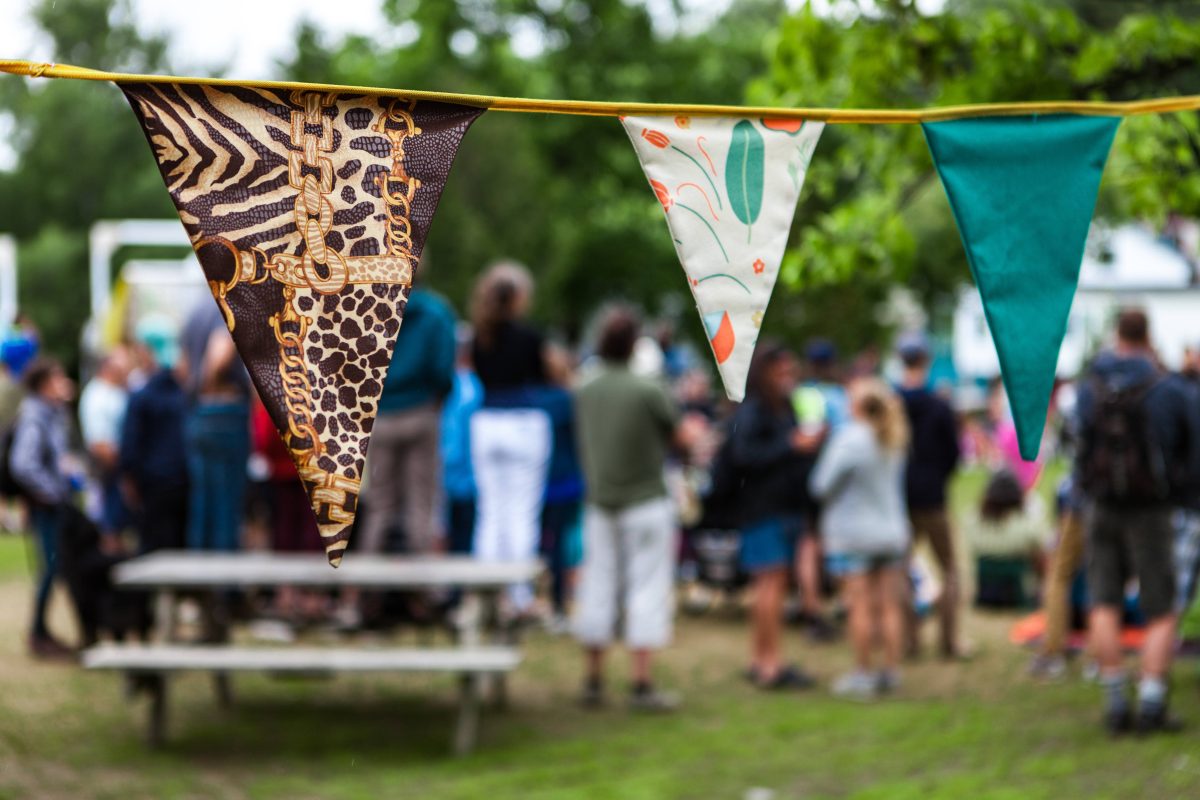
[923,114,1121,460]
[122,82,483,564]
[622,115,823,401]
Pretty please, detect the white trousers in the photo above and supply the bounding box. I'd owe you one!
[470,408,551,611]
[573,496,677,650]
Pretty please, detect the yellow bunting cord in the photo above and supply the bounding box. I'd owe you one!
[3,59,1200,123]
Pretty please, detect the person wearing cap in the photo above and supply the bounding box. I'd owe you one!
[788,338,846,641]
[895,331,965,660]
[119,316,189,554]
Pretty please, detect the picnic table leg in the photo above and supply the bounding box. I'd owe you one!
[212,672,234,709]
[153,590,177,643]
[202,591,234,708]
[146,673,168,749]
[456,591,482,646]
[453,672,480,757]
[484,590,509,710]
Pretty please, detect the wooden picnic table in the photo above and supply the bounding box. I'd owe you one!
[85,550,541,755]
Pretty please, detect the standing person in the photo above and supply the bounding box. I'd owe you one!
[119,318,189,554]
[573,306,693,711]
[178,301,250,552]
[540,382,585,630]
[251,396,328,623]
[10,358,77,658]
[895,332,965,660]
[729,342,821,690]
[79,348,132,543]
[1029,477,1087,680]
[0,329,34,533]
[810,378,911,700]
[442,327,483,556]
[790,339,847,641]
[1076,309,1199,735]
[469,262,553,616]
[360,286,457,556]
[1172,343,1200,616]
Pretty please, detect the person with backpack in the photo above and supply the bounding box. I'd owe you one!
[727,342,822,690]
[10,358,78,658]
[1076,308,1200,735]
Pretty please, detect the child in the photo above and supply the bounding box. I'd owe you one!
[968,469,1050,608]
[810,377,910,700]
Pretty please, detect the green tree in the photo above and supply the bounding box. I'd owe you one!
[0,0,175,365]
[749,0,1200,353]
[279,0,790,341]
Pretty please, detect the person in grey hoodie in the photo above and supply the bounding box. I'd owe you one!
[810,377,910,700]
[11,358,77,658]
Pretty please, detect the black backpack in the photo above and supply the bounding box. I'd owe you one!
[1079,374,1170,505]
[699,429,742,530]
[0,426,26,501]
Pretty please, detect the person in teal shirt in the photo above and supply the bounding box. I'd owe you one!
[359,287,457,556]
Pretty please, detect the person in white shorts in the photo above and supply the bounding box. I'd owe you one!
[573,305,700,712]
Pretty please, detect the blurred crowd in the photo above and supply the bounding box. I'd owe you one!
[6,261,1200,731]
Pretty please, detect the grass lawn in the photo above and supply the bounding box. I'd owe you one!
[0,470,1199,799]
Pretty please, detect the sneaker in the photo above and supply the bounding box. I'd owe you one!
[876,670,902,695]
[29,634,75,661]
[805,615,839,643]
[1027,654,1067,682]
[332,603,362,632]
[1103,707,1134,737]
[832,671,879,702]
[543,613,572,636]
[580,678,604,709]
[628,684,681,713]
[248,618,296,644]
[748,664,817,691]
[1135,705,1185,735]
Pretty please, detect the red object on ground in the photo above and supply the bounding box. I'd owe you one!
[1009,611,1147,653]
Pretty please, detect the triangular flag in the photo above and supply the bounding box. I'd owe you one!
[122,82,483,564]
[923,114,1120,460]
[622,115,823,400]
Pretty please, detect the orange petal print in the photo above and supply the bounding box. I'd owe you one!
[641,128,670,149]
[711,312,735,365]
[752,258,765,275]
[761,118,804,134]
[674,115,690,129]
[650,179,672,212]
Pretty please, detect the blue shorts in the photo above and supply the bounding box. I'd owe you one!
[825,552,905,578]
[740,516,803,574]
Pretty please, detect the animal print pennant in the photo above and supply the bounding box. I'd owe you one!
[622,115,823,401]
[121,82,483,565]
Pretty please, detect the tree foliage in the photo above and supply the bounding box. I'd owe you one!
[750,0,1200,350]
[1,0,1199,364]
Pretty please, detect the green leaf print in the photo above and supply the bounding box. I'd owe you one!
[725,120,765,237]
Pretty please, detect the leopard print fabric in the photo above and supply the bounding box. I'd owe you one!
[122,82,483,564]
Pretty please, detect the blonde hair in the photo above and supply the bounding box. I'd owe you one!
[850,377,910,453]
[470,260,534,348]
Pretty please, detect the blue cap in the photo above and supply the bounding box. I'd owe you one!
[896,331,930,360]
[135,315,180,370]
[0,334,37,377]
[806,338,836,365]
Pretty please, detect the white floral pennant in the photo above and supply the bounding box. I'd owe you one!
[622,115,823,400]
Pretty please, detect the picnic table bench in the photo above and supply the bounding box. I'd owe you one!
[83,551,541,755]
